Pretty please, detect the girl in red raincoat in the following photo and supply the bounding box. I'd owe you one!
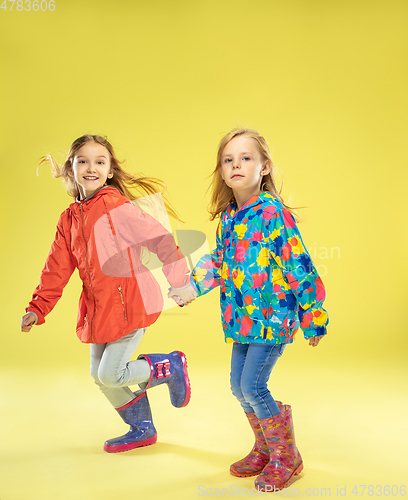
[20,134,196,453]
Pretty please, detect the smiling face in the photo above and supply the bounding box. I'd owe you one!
[220,135,270,209]
[70,141,113,199]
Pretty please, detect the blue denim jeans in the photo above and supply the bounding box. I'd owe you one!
[230,342,286,420]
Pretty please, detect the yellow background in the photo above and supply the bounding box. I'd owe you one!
[0,1,407,499]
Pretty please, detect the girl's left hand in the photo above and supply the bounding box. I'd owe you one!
[309,336,324,347]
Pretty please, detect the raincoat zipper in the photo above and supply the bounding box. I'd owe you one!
[118,285,127,320]
[79,203,96,342]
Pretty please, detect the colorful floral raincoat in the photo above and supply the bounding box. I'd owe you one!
[191,192,328,344]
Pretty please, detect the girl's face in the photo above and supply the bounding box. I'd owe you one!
[220,135,270,207]
[70,142,113,199]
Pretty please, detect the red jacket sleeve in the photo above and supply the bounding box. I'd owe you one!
[26,215,76,325]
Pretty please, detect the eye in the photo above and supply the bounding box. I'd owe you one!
[224,158,232,163]
[97,161,104,165]
[78,160,86,164]
[243,156,251,161]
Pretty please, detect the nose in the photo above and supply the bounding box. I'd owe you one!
[87,162,97,172]
[232,160,240,169]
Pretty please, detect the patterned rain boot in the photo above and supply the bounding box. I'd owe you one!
[137,351,191,408]
[230,412,270,477]
[230,401,283,477]
[104,391,157,453]
[254,404,303,492]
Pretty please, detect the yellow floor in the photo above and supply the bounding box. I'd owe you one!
[1,362,407,500]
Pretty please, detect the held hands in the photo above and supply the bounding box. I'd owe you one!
[21,312,36,332]
[308,335,324,347]
[168,285,197,307]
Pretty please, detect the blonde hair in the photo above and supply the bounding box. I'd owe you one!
[208,128,297,221]
[38,134,181,221]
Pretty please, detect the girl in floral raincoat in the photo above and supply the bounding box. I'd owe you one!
[188,128,328,492]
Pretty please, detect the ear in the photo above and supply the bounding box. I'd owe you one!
[107,172,114,179]
[261,160,271,176]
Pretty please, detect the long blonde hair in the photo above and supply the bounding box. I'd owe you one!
[39,134,181,221]
[208,128,296,221]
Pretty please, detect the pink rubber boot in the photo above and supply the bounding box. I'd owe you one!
[230,401,283,478]
[254,404,303,492]
[230,412,269,477]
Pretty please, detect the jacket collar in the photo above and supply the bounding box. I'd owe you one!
[228,191,276,217]
[75,185,112,204]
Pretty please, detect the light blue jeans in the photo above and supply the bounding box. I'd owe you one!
[230,342,286,420]
[90,328,151,409]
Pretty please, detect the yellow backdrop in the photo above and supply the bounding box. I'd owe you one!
[1,1,407,499]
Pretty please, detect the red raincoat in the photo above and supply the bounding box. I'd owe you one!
[26,187,189,343]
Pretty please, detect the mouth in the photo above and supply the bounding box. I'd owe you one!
[231,174,244,179]
[83,176,99,181]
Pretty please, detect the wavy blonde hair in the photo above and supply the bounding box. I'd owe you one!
[208,128,297,221]
[39,134,181,221]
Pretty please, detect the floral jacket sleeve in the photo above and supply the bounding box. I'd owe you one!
[190,220,223,295]
[267,205,328,338]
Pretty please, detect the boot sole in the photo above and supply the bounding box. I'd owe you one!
[175,350,191,408]
[230,469,264,478]
[255,461,304,491]
[104,433,157,453]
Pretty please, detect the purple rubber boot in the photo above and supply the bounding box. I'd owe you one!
[137,350,191,408]
[104,391,157,453]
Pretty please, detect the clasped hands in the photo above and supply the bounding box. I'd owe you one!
[168,284,197,307]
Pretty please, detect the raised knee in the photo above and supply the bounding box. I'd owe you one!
[90,365,102,386]
[98,370,125,388]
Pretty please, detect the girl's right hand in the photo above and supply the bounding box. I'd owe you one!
[308,335,324,347]
[21,312,36,332]
[168,285,197,306]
